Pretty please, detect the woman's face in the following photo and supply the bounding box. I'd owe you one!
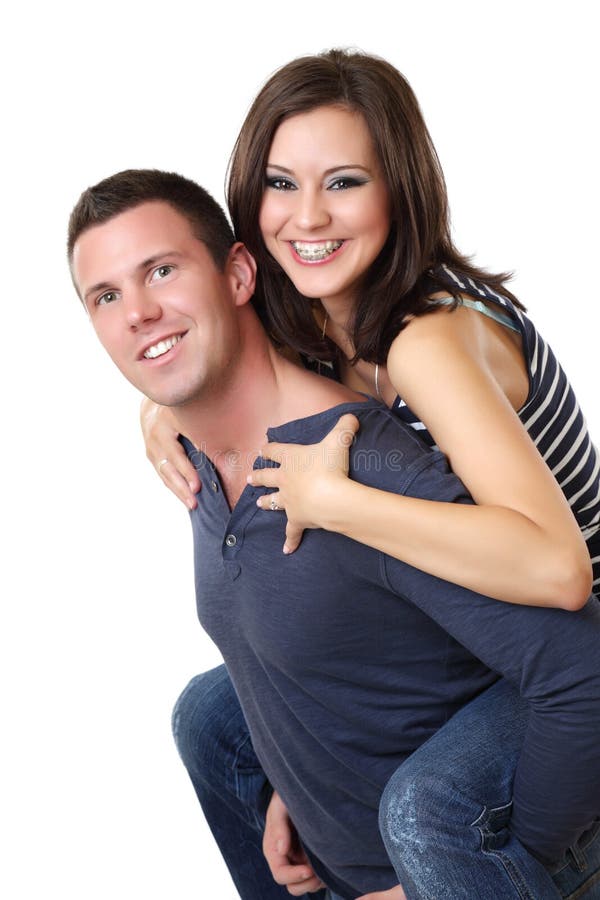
[259,105,391,309]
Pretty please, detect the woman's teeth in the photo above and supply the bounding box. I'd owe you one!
[291,240,343,261]
[143,334,182,359]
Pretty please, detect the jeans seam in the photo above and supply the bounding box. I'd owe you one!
[472,804,537,900]
[232,732,266,832]
[562,867,600,900]
[480,845,538,900]
[470,800,512,830]
[551,819,600,876]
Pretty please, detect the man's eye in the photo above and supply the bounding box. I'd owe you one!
[152,265,174,281]
[97,291,118,306]
[265,176,297,191]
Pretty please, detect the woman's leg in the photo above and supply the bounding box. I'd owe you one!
[172,665,327,900]
[379,678,600,899]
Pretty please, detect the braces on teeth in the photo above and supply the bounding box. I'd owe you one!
[292,240,343,260]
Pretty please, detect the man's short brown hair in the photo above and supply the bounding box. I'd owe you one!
[68,169,235,270]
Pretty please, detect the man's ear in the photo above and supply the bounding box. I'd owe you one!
[226,242,257,307]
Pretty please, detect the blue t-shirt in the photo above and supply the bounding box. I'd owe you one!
[183,399,600,898]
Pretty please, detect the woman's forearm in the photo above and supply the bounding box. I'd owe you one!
[321,479,592,609]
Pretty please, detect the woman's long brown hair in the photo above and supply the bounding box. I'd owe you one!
[228,48,522,364]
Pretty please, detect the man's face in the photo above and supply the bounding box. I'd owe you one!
[72,201,245,407]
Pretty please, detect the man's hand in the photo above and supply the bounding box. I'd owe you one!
[263,791,325,895]
[357,886,407,900]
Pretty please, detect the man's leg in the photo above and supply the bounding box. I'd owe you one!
[172,666,327,900]
[379,678,600,899]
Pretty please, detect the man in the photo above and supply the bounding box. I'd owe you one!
[69,169,600,900]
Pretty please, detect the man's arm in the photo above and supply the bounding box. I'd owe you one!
[262,791,325,895]
[382,457,600,865]
[263,792,407,900]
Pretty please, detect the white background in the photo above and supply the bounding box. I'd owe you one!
[2,2,598,898]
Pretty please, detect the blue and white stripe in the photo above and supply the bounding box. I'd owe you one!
[393,267,600,595]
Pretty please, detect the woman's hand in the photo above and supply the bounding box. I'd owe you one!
[140,397,201,509]
[248,414,360,554]
[262,791,325,895]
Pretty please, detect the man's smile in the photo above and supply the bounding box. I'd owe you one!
[141,332,185,360]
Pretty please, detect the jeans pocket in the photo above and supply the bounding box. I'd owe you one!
[472,799,514,853]
[550,820,600,899]
[472,801,555,900]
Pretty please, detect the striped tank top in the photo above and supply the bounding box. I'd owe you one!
[393,265,600,596]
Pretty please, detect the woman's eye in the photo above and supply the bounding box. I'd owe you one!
[329,177,363,191]
[97,291,118,306]
[265,176,296,191]
[152,265,174,281]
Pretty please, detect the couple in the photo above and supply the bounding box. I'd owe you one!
[69,49,600,900]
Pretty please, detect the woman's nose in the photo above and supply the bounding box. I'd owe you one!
[293,189,331,231]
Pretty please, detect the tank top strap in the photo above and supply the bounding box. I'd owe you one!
[430,295,520,334]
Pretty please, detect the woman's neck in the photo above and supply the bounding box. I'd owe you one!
[319,299,356,361]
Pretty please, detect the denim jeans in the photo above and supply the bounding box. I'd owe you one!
[379,678,600,899]
[172,666,600,899]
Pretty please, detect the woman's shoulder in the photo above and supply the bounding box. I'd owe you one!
[388,292,480,361]
[387,267,532,413]
[391,266,529,359]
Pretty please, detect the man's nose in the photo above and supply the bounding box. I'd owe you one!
[124,286,162,329]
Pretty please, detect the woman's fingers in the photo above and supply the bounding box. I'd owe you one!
[258,442,285,463]
[249,468,282,490]
[141,398,201,507]
[283,523,304,555]
[254,492,284,512]
[326,413,360,450]
[155,446,201,509]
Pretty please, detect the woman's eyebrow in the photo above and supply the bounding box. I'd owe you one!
[266,163,372,175]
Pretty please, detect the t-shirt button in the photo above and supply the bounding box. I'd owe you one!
[225,534,237,548]
[210,481,219,492]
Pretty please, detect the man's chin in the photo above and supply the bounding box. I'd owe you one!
[144,388,196,409]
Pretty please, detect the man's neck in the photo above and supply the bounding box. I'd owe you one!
[173,325,361,507]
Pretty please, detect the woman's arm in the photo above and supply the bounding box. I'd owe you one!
[140,397,201,509]
[249,308,592,609]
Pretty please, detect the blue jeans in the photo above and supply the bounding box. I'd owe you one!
[172,666,600,899]
[380,678,600,899]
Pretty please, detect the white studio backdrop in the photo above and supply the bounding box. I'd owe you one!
[2,2,598,898]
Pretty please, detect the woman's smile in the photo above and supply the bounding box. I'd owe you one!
[259,105,391,306]
[289,239,346,264]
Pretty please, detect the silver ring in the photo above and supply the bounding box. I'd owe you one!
[157,458,169,472]
[270,498,281,511]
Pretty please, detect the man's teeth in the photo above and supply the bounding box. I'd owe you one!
[143,334,182,359]
[291,240,343,261]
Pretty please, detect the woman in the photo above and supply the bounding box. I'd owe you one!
[151,50,599,898]
[145,50,598,606]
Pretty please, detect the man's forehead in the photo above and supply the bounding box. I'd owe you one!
[76,200,194,252]
[72,201,203,290]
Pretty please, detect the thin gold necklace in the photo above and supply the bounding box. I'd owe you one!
[322,313,381,398]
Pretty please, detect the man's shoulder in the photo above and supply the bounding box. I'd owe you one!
[350,404,471,502]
